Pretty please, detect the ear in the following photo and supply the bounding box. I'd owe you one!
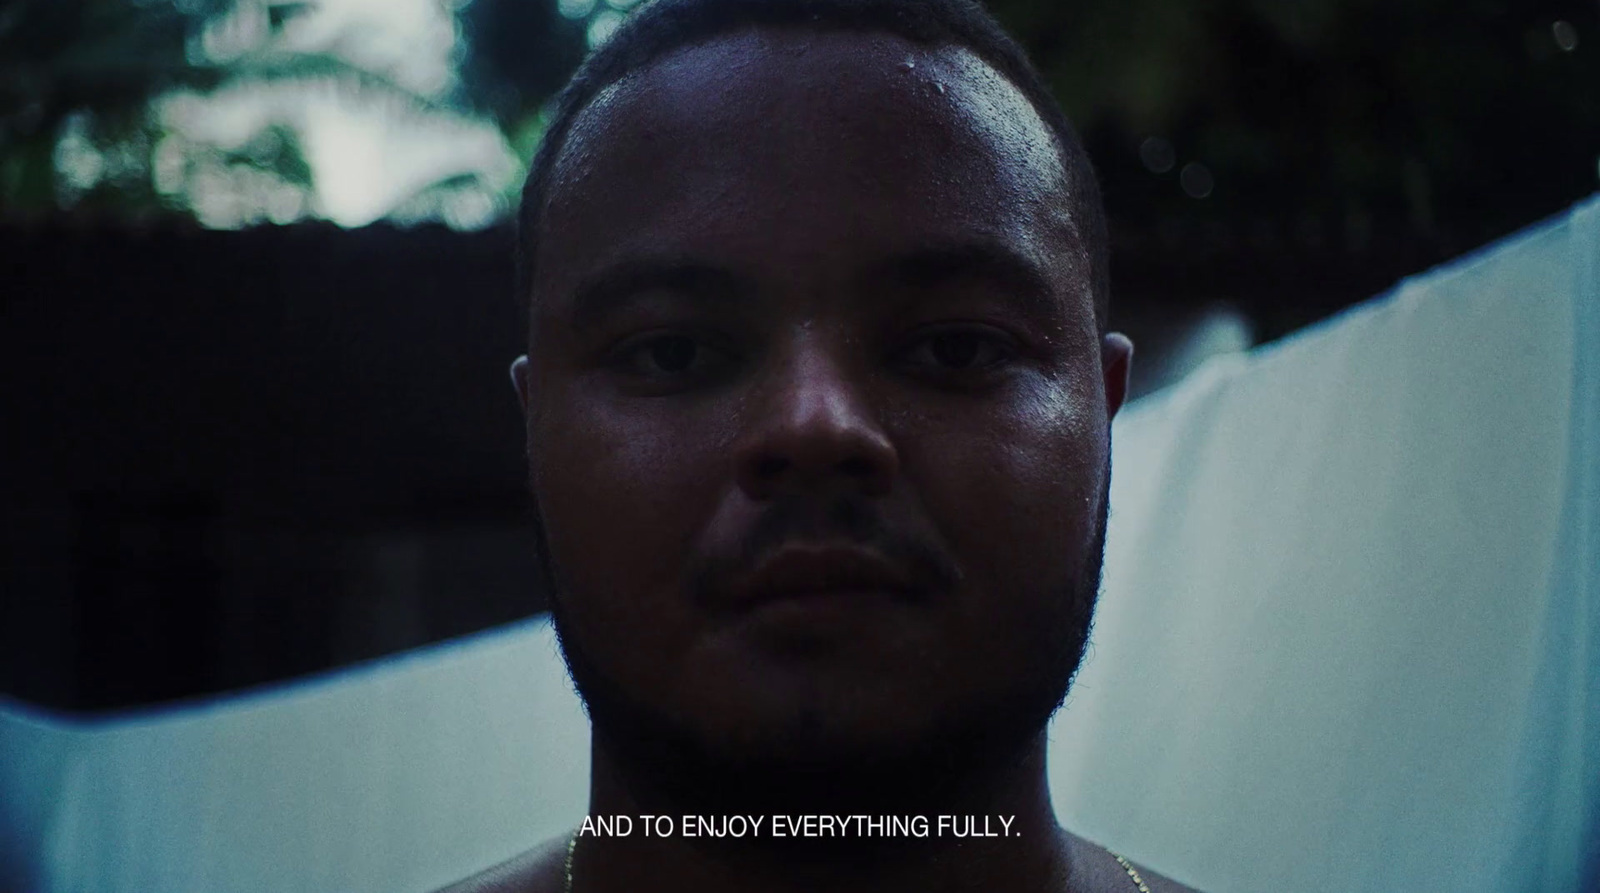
[1100,332,1133,421]
[510,355,532,413]
[511,356,540,493]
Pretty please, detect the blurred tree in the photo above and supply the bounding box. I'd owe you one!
[2,0,1595,258]
[458,0,587,125]
[984,0,1598,258]
[0,0,545,227]
[1,0,217,214]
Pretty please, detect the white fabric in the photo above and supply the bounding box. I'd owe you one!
[2,195,1595,893]
[0,624,590,893]
[1054,194,1600,892]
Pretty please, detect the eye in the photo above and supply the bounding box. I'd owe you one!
[900,327,1016,375]
[614,332,732,380]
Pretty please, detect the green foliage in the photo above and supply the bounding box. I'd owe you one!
[2,0,1595,245]
[984,0,1597,249]
[0,0,521,223]
[224,124,311,186]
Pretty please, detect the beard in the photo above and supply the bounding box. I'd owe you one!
[532,465,1110,822]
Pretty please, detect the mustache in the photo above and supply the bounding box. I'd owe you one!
[685,493,964,604]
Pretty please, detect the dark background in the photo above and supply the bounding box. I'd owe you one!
[2,0,1597,712]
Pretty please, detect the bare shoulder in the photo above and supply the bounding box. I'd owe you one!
[1064,832,1204,893]
[432,835,568,893]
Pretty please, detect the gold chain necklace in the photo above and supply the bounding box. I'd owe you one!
[564,832,1152,892]
[1109,852,1154,892]
[564,832,577,893]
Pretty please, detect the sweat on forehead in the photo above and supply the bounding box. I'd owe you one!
[514,0,1111,330]
[550,30,1064,181]
[527,29,1094,343]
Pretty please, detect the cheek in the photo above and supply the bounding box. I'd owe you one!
[911,377,1106,600]
[530,388,724,637]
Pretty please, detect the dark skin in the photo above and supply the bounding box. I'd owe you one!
[443,26,1196,893]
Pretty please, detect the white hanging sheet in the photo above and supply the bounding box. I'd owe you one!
[0,622,590,893]
[1054,194,1599,892]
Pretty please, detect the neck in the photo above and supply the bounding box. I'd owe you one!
[575,732,1073,893]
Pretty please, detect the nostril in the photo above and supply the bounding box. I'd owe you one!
[838,456,874,477]
[755,456,789,479]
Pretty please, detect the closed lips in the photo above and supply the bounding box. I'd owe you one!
[730,545,916,603]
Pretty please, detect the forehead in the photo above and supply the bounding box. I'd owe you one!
[534,27,1088,320]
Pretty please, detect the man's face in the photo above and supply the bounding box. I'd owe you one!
[518,27,1127,780]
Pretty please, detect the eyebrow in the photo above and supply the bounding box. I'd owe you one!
[563,240,1065,331]
[879,240,1064,322]
[566,258,747,332]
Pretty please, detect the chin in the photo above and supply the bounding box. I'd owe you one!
[683,684,961,770]
[556,606,1081,816]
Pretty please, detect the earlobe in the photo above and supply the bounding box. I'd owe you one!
[1100,333,1134,420]
[510,355,532,412]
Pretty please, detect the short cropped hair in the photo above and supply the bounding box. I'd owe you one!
[516,0,1110,331]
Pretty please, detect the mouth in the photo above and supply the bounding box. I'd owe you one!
[725,543,922,609]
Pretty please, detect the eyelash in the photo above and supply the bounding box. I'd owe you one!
[613,332,733,380]
[608,325,1019,385]
[897,325,1018,376]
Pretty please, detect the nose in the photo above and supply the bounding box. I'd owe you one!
[733,338,899,501]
